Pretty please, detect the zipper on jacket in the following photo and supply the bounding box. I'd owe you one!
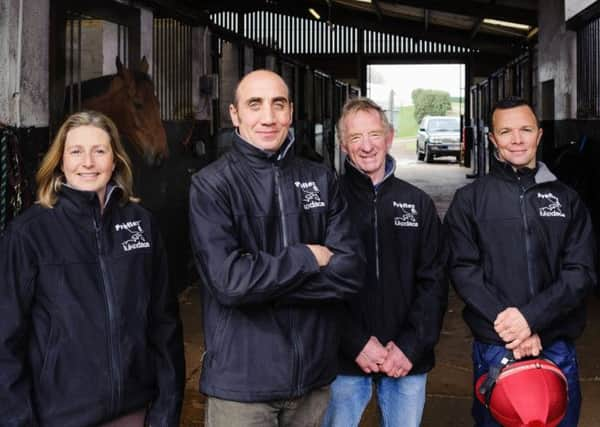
[373,192,380,281]
[289,310,302,394]
[94,218,122,416]
[274,164,301,392]
[518,189,536,298]
[274,165,289,247]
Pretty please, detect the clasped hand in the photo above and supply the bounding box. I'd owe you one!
[494,307,542,359]
[355,336,413,378]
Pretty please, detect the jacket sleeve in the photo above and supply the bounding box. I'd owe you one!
[189,173,321,307]
[444,187,506,323]
[276,173,365,304]
[395,197,448,364]
[338,303,371,361]
[0,228,38,426]
[146,221,185,427]
[520,194,596,335]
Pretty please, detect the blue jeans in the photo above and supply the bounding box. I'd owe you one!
[322,373,427,427]
[472,340,581,427]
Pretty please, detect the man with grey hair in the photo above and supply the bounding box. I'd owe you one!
[322,97,447,427]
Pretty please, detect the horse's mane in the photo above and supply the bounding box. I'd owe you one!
[73,75,113,100]
[131,71,152,83]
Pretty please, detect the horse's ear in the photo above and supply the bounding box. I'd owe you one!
[116,56,124,75]
[114,56,134,94]
[139,56,149,74]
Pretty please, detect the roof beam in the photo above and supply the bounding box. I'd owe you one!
[258,2,525,55]
[470,18,483,39]
[141,0,211,23]
[192,0,534,27]
[183,0,527,55]
[470,0,493,39]
[373,0,383,20]
[383,0,536,26]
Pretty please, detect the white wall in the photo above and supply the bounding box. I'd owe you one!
[565,0,597,20]
[538,0,577,120]
[192,26,213,121]
[0,0,50,126]
[140,7,153,74]
[220,42,239,127]
[0,0,11,124]
[102,21,119,75]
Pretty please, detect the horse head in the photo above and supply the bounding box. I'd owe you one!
[82,57,168,166]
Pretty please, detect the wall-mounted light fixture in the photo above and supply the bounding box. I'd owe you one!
[483,18,530,31]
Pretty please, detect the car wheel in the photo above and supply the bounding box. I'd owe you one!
[425,144,434,163]
[416,140,425,161]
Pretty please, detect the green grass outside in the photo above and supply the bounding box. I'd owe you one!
[395,105,418,138]
[450,101,464,115]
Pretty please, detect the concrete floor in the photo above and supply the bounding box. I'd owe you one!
[178,138,600,426]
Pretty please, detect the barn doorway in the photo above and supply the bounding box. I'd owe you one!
[366,63,468,217]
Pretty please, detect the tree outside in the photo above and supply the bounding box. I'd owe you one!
[411,89,452,123]
[366,64,465,138]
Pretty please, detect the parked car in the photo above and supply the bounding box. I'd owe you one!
[416,115,461,163]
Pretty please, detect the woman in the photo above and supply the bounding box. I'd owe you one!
[0,111,184,426]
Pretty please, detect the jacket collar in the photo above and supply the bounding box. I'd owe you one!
[534,162,556,184]
[231,130,295,168]
[58,183,123,217]
[490,154,556,185]
[344,154,396,191]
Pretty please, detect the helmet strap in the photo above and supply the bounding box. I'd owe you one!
[478,351,516,406]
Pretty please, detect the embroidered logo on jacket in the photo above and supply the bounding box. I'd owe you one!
[393,201,419,227]
[295,181,326,210]
[537,192,566,218]
[115,221,151,251]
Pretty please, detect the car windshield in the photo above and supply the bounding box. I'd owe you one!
[428,118,459,132]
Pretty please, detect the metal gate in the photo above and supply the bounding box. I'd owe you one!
[153,18,193,120]
[49,0,140,132]
[577,16,600,118]
[64,14,130,115]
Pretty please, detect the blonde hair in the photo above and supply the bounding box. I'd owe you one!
[36,110,138,208]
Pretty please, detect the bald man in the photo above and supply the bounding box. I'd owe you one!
[189,70,364,427]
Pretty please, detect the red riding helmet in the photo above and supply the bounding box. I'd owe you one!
[475,357,568,427]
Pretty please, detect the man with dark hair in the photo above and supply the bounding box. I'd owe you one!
[487,96,540,130]
[189,69,364,427]
[445,96,596,426]
[322,97,447,427]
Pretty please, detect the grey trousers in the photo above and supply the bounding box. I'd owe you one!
[205,386,331,427]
